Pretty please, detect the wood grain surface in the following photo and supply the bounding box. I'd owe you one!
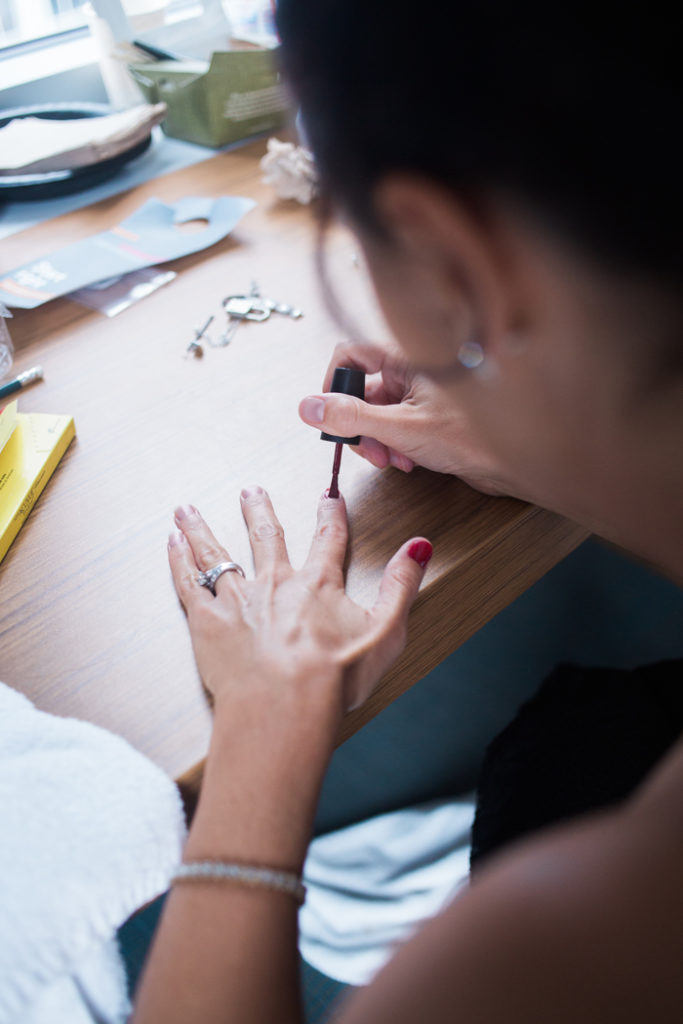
[0,139,587,804]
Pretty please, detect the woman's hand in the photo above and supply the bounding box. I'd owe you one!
[134,490,430,1024]
[168,487,432,717]
[298,340,508,495]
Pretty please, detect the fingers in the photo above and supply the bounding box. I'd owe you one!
[299,392,368,439]
[322,341,388,391]
[373,537,433,635]
[240,486,290,575]
[304,490,348,580]
[343,537,433,711]
[347,436,414,472]
[354,435,392,469]
[168,489,291,614]
[299,391,416,456]
[174,505,231,571]
[171,505,242,603]
[168,527,213,613]
[386,449,415,473]
[361,438,416,472]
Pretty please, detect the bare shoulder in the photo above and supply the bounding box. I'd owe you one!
[338,741,683,1024]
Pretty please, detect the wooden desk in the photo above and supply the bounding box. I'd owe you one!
[0,139,587,804]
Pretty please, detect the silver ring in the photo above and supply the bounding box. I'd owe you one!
[196,561,245,594]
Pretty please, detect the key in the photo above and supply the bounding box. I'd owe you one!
[185,315,214,357]
[263,299,304,319]
[249,281,304,320]
[211,296,268,346]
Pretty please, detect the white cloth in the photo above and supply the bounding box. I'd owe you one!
[0,681,186,1024]
[300,796,475,986]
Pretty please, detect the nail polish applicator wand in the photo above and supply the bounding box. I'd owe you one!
[321,367,366,498]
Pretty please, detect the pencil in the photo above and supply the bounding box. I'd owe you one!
[0,366,44,401]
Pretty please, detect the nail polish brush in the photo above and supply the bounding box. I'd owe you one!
[321,366,366,498]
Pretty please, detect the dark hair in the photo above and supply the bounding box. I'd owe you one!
[277,2,681,284]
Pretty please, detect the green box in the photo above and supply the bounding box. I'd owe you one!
[129,49,288,148]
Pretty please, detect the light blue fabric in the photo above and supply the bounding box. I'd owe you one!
[0,129,248,242]
[301,797,474,985]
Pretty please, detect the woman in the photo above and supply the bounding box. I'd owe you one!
[133,4,683,1021]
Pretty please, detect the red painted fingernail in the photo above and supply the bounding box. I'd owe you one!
[408,539,432,569]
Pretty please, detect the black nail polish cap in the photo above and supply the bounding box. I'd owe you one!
[320,366,366,445]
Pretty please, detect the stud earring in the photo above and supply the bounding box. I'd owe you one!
[457,339,485,369]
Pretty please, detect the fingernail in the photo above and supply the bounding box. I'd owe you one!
[300,396,325,425]
[323,487,341,500]
[168,531,185,549]
[241,485,263,500]
[389,451,404,470]
[174,504,197,523]
[408,539,433,569]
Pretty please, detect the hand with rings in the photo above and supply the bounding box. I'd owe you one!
[167,487,432,716]
[196,561,246,594]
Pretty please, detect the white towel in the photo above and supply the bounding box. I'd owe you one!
[300,797,474,986]
[0,681,186,1024]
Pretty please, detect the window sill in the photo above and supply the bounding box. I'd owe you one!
[0,35,97,95]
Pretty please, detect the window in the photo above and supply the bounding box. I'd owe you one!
[0,0,276,55]
[0,0,89,51]
[0,0,275,101]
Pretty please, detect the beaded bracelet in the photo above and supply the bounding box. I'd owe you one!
[172,861,306,905]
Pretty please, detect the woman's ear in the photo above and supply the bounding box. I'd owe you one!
[373,175,517,363]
